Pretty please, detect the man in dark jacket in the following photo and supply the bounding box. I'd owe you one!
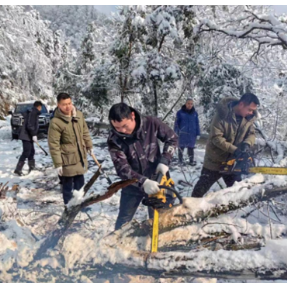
[174,98,200,166]
[108,103,178,230]
[192,93,260,198]
[14,101,42,176]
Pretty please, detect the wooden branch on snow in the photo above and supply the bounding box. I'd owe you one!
[34,168,137,260]
[0,182,9,199]
[0,182,18,199]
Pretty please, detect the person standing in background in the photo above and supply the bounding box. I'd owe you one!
[174,98,200,166]
[14,101,42,176]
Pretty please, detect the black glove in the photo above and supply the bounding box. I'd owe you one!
[234,143,250,159]
[233,148,242,159]
[241,143,250,152]
[234,147,251,174]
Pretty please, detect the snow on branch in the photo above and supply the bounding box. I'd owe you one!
[195,9,287,52]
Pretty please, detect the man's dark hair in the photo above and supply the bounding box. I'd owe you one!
[33,101,42,108]
[57,92,71,103]
[108,103,133,122]
[239,93,260,106]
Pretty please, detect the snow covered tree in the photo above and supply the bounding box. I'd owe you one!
[0,5,68,116]
[33,5,105,50]
[198,62,253,112]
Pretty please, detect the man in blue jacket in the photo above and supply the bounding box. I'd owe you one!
[174,98,200,166]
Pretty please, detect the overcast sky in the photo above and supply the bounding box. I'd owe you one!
[95,5,287,16]
[94,5,117,15]
[272,5,287,14]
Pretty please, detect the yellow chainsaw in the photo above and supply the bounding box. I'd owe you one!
[142,172,183,253]
[220,154,287,175]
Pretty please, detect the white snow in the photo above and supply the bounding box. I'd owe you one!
[1,4,287,282]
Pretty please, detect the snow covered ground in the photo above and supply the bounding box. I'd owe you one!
[1,116,287,283]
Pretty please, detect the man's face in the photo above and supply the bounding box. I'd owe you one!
[238,102,257,118]
[185,100,193,110]
[111,112,136,135]
[36,106,42,112]
[58,98,73,115]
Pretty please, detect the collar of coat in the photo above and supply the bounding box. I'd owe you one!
[217,97,258,123]
[181,105,195,114]
[53,106,80,123]
[29,106,41,116]
[110,107,143,140]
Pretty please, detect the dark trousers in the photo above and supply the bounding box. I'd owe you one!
[19,140,35,162]
[178,147,194,163]
[61,175,85,204]
[192,167,242,198]
[115,188,154,230]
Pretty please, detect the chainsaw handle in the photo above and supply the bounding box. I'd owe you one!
[153,172,164,183]
[158,185,183,204]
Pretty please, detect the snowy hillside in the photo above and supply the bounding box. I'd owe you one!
[0,6,67,118]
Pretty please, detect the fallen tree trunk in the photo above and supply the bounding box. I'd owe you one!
[113,177,287,241]
[83,262,287,281]
[80,235,287,281]
[77,176,287,280]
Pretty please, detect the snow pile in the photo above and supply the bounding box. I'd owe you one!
[0,197,17,221]
[66,187,85,208]
[0,116,12,140]
[0,221,37,273]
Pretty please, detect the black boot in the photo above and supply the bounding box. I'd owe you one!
[14,161,25,176]
[188,148,196,166]
[28,159,36,173]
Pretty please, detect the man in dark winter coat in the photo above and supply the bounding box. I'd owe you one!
[14,101,42,176]
[174,98,200,165]
[192,93,260,198]
[107,103,178,230]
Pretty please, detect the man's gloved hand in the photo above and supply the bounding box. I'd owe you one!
[234,147,251,174]
[234,143,251,159]
[233,148,242,159]
[32,136,37,142]
[156,163,169,175]
[143,179,160,195]
[241,143,250,152]
[56,166,63,176]
[197,135,200,140]
[87,148,94,156]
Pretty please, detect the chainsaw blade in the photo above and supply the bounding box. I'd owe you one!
[249,167,287,175]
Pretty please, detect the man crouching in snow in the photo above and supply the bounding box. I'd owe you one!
[48,93,93,204]
[192,93,260,198]
[107,103,178,230]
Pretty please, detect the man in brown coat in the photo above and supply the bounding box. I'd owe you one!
[48,93,93,204]
[192,93,260,198]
